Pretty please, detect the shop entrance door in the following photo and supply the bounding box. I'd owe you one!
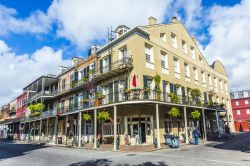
[127,116,152,144]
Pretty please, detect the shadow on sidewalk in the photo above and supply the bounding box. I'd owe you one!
[0,140,48,161]
[68,159,168,166]
[205,132,250,153]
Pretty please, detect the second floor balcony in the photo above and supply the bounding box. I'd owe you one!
[95,56,133,81]
[56,89,224,115]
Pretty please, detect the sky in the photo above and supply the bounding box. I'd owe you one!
[0,0,249,106]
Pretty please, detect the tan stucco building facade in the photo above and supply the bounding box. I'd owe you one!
[10,17,234,151]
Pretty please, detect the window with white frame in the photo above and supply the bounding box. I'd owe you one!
[145,44,154,70]
[160,33,166,42]
[161,51,169,75]
[235,101,239,106]
[184,63,190,82]
[234,93,239,99]
[246,109,250,114]
[191,46,195,59]
[173,58,180,73]
[243,91,249,98]
[193,67,198,81]
[145,46,151,62]
[161,51,168,69]
[201,71,206,84]
[103,57,109,73]
[214,77,218,91]
[182,40,187,54]
[173,57,180,78]
[208,74,212,86]
[245,100,249,104]
[224,82,228,92]
[237,110,241,115]
[220,80,223,92]
[171,33,177,48]
[199,55,203,63]
[119,46,127,60]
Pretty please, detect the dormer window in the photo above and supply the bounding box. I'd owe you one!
[115,25,130,37]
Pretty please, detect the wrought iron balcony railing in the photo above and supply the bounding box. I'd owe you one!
[95,56,133,76]
[56,89,222,115]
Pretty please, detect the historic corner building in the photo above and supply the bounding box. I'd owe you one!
[231,90,250,131]
[0,17,234,150]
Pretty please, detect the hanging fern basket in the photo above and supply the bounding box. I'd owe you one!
[83,113,91,121]
[190,110,201,120]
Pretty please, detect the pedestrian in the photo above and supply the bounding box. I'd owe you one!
[124,130,129,146]
[225,125,231,138]
[192,127,200,145]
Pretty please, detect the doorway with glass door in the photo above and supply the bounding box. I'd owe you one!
[126,116,153,145]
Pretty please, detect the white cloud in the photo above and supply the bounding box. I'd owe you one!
[0,40,70,106]
[166,0,203,30]
[204,0,250,91]
[48,0,171,48]
[0,4,51,35]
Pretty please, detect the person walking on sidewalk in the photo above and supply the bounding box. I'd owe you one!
[192,127,200,145]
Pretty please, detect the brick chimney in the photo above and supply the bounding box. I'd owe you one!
[148,16,157,25]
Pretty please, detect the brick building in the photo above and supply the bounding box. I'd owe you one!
[231,90,250,131]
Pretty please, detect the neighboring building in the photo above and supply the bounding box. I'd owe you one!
[9,99,17,119]
[0,17,234,150]
[231,90,250,131]
[16,92,28,118]
[0,104,10,138]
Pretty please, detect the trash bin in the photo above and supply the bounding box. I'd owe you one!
[171,136,179,148]
[165,135,173,146]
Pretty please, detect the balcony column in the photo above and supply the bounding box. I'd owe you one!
[65,115,68,145]
[33,121,35,142]
[46,117,49,143]
[215,109,221,138]
[202,109,207,141]
[94,109,97,149]
[39,119,42,143]
[78,111,82,147]
[184,107,189,144]
[156,104,161,148]
[28,121,31,141]
[54,116,58,144]
[113,106,117,150]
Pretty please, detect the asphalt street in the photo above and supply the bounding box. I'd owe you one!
[0,133,250,166]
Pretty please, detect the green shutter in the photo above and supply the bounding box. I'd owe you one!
[100,59,103,74]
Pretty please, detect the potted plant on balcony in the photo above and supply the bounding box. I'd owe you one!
[88,69,93,74]
[28,103,45,118]
[154,73,162,101]
[169,92,180,103]
[190,88,202,106]
[83,113,91,121]
[95,93,105,106]
[84,77,89,82]
[206,100,212,107]
[81,98,89,108]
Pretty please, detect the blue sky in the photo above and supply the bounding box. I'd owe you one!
[0,0,249,105]
[0,0,241,58]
